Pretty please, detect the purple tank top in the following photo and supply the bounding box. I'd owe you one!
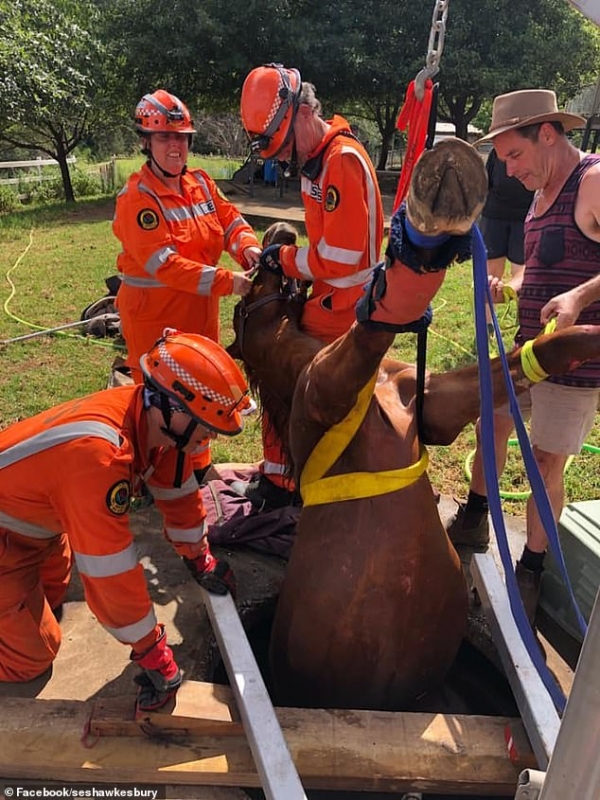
[516,154,600,387]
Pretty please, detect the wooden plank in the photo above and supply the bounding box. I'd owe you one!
[90,681,243,738]
[200,589,307,799]
[0,690,534,795]
[471,553,561,768]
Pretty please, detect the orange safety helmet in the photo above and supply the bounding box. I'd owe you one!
[135,90,197,135]
[141,330,250,435]
[240,63,302,159]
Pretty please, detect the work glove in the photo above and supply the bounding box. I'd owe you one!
[131,624,182,712]
[259,244,284,275]
[356,258,434,333]
[184,549,236,597]
[359,137,486,331]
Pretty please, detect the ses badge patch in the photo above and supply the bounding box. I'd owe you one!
[324,185,340,212]
[106,480,131,515]
[137,208,159,231]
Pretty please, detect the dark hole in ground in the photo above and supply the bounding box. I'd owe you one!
[212,608,519,800]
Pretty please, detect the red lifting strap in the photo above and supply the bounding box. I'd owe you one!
[392,78,434,214]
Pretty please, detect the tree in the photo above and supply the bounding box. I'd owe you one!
[437,0,600,138]
[0,0,108,202]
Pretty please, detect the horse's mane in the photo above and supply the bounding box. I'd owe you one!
[232,271,319,478]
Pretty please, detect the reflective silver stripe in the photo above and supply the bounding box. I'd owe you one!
[147,474,198,500]
[317,236,362,266]
[263,459,287,475]
[189,171,211,194]
[223,217,245,248]
[324,265,375,288]
[198,266,217,295]
[0,511,58,539]
[120,274,164,288]
[103,607,157,644]
[164,206,191,222]
[166,520,206,544]
[192,199,216,217]
[162,200,216,222]
[300,174,313,199]
[0,422,121,469]
[138,182,163,206]
[145,246,177,275]
[294,247,312,280]
[74,543,139,578]
[340,144,380,268]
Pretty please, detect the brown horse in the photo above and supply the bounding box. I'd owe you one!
[229,267,600,711]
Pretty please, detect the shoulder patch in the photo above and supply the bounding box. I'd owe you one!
[324,185,340,212]
[137,208,159,231]
[106,480,131,515]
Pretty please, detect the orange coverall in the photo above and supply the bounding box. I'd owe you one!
[0,386,209,682]
[113,163,260,378]
[264,116,384,487]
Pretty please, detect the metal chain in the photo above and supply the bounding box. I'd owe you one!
[414,0,450,100]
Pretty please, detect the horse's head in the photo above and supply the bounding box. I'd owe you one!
[227,267,307,364]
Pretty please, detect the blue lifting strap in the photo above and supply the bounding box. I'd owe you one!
[472,224,588,713]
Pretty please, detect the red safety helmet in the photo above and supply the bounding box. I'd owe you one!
[135,90,196,135]
[141,330,250,435]
[240,63,301,159]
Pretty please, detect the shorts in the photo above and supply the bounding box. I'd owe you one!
[496,381,599,455]
[479,216,526,265]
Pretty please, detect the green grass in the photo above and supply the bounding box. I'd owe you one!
[114,155,243,187]
[0,192,598,516]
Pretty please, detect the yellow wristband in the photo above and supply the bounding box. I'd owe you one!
[520,339,548,383]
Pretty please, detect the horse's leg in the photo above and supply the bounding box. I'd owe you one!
[421,324,600,445]
[296,323,396,429]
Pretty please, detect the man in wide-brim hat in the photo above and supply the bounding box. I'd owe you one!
[477,88,584,143]
[448,88,600,625]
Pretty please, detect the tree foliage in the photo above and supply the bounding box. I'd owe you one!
[0,0,109,201]
[2,0,599,187]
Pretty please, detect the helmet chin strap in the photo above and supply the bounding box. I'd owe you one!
[141,143,188,179]
[281,140,299,178]
[156,393,198,487]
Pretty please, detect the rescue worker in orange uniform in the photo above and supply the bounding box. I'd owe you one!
[113,90,261,481]
[0,331,250,710]
[238,63,384,509]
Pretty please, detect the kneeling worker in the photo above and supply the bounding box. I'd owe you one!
[0,330,250,709]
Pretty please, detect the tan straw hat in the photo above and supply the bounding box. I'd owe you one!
[476,89,585,144]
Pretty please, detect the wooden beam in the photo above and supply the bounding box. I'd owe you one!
[200,589,307,800]
[471,553,561,768]
[90,681,243,738]
[0,685,535,795]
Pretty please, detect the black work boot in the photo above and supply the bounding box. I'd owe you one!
[231,474,302,512]
[446,503,490,548]
[515,561,542,625]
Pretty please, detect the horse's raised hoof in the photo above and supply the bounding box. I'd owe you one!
[407,138,488,235]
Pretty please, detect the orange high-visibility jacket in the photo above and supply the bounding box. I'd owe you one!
[0,386,207,650]
[113,164,260,373]
[280,116,384,342]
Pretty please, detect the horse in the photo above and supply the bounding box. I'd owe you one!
[229,263,600,712]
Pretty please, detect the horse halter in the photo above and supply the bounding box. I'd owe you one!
[236,274,303,362]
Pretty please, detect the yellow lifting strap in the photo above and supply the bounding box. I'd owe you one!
[520,318,557,384]
[300,371,429,506]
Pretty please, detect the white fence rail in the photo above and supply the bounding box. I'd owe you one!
[0,156,117,198]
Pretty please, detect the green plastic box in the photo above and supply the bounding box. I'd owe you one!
[539,500,600,643]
